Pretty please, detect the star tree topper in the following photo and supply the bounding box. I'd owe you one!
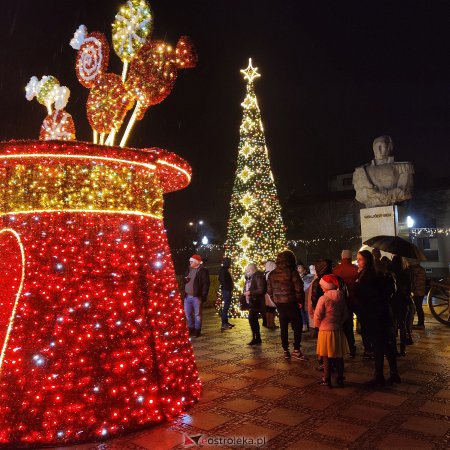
[240,58,261,83]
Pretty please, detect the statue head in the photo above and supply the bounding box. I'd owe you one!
[372,135,393,162]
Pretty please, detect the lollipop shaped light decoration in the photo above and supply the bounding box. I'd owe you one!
[70,25,128,144]
[121,36,198,147]
[69,0,197,147]
[1,0,200,447]
[25,75,75,141]
[112,0,153,81]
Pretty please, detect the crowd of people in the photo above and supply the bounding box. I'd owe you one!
[182,249,427,388]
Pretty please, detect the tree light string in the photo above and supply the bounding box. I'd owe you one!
[218,59,286,318]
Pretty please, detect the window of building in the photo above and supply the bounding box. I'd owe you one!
[418,238,439,261]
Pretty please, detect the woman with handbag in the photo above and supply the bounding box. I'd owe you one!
[243,263,266,345]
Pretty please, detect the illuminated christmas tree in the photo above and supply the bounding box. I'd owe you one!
[223,58,286,316]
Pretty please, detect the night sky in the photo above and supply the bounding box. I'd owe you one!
[0,0,449,242]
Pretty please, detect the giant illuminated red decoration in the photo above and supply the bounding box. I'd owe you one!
[0,140,201,446]
[0,0,200,446]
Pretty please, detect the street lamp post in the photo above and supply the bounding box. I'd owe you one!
[188,220,206,252]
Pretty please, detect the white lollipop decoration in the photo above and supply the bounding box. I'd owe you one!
[25,75,70,114]
[70,25,110,88]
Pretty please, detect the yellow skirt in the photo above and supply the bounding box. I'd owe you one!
[316,330,349,358]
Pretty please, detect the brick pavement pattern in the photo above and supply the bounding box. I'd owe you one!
[50,308,450,450]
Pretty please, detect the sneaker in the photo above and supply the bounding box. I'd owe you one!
[284,350,291,359]
[221,323,233,330]
[292,349,308,361]
[317,378,332,388]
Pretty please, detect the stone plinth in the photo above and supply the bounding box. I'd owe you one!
[360,205,409,243]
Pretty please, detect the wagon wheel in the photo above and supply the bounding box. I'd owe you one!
[427,286,450,326]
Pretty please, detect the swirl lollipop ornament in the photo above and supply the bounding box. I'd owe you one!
[1,1,200,447]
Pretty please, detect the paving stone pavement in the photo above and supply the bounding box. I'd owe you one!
[50,308,450,450]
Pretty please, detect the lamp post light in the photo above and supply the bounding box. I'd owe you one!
[188,220,206,252]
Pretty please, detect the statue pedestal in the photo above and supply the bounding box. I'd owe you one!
[360,205,409,243]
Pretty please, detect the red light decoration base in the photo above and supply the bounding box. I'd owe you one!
[0,141,200,447]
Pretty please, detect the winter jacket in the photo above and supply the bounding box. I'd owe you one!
[354,269,394,337]
[310,259,333,310]
[267,253,304,306]
[218,266,233,291]
[245,270,266,311]
[410,264,426,296]
[333,258,359,307]
[314,289,348,331]
[301,273,314,291]
[183,265,210,302]
[390,268,412,308]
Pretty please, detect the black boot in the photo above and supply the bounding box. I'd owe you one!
[387,373,401,384]
[248,333,262,345]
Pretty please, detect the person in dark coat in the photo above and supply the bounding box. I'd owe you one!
[389,255,413,356]
[355,250,400,386]
[267,250,307,360]
[219,257,235,331]
[264,260,278,329]
[183,254,210,338]
[310,259,333,312]
[333,250,359,358]
[244,263,266,345]
[410,259,427,329]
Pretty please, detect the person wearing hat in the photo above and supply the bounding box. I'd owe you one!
[183,254,210,337]
[333,250,359,358]
[314,274,349,387]
[219,257,235,331]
